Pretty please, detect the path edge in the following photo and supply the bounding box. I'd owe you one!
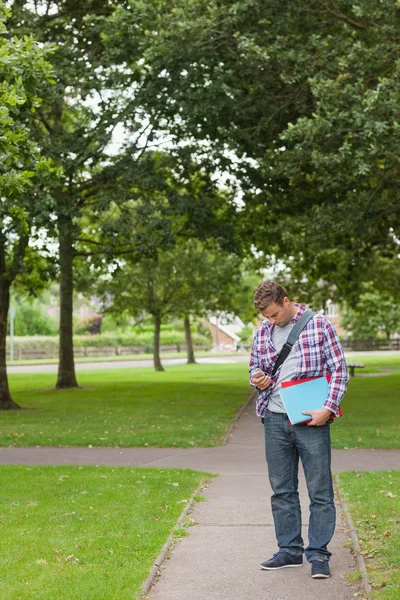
[222,388,257,445]
[140,478,210,598]
[334,474,372,600]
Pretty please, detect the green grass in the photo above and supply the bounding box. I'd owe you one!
[2,361,400,449]
[346,354,400,374]
[7,350,247,366]
[3,364,249,448]
[0,465,209,600]
[331,373,400,449]
[337,471,400,600]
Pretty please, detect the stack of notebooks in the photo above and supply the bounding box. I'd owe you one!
[279,376,343,425]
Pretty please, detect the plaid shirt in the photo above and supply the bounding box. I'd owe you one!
[249,304,349,418]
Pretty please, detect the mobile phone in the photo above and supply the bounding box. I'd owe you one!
[252,369,264,377]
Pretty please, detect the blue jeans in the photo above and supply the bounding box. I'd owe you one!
[263,410,335,563]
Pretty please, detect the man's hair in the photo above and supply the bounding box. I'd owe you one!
[254,281,289,311]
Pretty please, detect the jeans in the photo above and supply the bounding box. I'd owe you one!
[263,410,335,563]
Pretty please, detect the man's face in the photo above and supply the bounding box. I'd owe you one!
[261,297,293,327]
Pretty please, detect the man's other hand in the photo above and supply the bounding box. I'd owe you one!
[251,373,272,390]
[301,408,332,426]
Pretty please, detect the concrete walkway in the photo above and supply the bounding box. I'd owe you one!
[0,401,398,599]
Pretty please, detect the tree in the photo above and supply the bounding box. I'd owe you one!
[8,1,159,388]
[0,5,57,408]
[102,0,400,299]
[342,286,400,341]
[97,239,242,371]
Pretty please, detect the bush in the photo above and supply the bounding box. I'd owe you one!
[237,326,253,344]
[12,301,58,336]
[6,336,59,359]
[6,329,212,360]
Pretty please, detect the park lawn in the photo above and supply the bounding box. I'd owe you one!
[0,465,209,600]
[331,372,400,449]
[1,362,399,449]
[6,351,249,366]
[337,471,400,600]
[3,364,250,448]
[347,354,400,374]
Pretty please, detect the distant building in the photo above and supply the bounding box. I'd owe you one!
[207,316,244,351]
[324,300,345,336]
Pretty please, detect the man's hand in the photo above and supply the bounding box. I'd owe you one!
[301,408,333,426]
[251,372,272,390]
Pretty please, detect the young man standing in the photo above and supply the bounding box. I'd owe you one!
[249,281,349,579]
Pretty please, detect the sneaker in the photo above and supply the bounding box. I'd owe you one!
[311,559,330,579]
[260,551,303,570]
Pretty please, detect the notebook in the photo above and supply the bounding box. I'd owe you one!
[279,376,341,425]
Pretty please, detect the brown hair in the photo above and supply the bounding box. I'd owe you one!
[254,281,289,311]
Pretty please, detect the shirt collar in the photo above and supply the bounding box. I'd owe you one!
[291,303,306,324]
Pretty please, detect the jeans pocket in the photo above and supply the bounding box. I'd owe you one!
[261,410,273,424]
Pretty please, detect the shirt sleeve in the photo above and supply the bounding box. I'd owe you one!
[322,318,349,416]
[249,327,264,388]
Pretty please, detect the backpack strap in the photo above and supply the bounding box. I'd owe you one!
[271,310,316,377]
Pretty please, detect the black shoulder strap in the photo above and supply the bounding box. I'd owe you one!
[271,310,316,377]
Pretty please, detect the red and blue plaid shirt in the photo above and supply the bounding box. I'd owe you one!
[249,304,349,417]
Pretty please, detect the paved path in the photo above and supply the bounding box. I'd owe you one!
[1,400,398,599]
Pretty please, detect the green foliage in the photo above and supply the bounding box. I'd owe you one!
[6,336,59,356]
[0,5,56,198]
[6,331,211,356]
[342,285,400,340]
[12,299,58,336]
[97,238,242,322]
[0,5,59,290]
[237,325,253,344]
[102,0,400,300]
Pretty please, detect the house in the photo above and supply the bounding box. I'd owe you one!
[324,301,345,336]
[207,316,244,351]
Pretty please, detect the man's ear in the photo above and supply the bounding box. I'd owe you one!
[283,296,290,306]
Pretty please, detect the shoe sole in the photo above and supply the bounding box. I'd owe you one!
[261,564,303,570]
[312,573,330,579]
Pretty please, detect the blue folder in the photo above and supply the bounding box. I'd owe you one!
[279,377,329,425]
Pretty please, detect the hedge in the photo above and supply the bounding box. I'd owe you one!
[6,331,212,360]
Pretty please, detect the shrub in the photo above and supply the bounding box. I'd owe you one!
[6,330,212,359]
[12,302,58,336]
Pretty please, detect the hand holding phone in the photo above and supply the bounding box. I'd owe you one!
[251,369,271,390]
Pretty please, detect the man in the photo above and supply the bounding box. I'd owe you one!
[249,281,349,579]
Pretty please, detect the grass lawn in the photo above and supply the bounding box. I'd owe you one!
[7,351,249,366]
[337,471,400,600]
[331,373,400,449]
[1,361,399,449]
[3,364,250,448]
[346,354,400,374]
[0,465,209,600]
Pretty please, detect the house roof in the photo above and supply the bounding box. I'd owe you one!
[208,317,241,342]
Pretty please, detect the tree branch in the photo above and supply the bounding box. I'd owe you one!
[313,0,368,30]
[9,232,30,283]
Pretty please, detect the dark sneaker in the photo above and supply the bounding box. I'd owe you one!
[260,552,303,570]
[311,559,330,579]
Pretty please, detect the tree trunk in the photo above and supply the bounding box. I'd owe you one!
[184,315,196,364]
[153,314,164,371]
[0,279,20,409]
[56,217,79,388]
